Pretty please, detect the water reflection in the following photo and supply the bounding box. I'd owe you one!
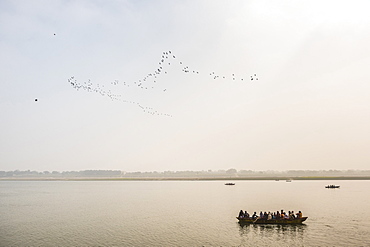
[238,222,306,242]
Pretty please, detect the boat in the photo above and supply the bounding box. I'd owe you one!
[325,185,340,188]
[225,183,235,185]
[237,217,307,225]
[286,180,292,182]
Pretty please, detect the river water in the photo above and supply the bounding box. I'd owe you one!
[1,180,370,246]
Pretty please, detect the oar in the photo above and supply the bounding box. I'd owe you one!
[253,217,259,224]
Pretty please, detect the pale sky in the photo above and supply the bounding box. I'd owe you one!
[1,0,370,172]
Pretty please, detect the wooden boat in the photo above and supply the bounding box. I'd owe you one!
[237,217,307,224]
[225,183,235,185]
[325,185,340,188]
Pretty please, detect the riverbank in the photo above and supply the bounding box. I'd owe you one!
[1,176,370,181]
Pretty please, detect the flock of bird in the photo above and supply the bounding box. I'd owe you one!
[68,76,173,117]
[69,50,258,116]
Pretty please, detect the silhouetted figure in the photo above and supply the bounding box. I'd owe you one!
[252,212,257,219]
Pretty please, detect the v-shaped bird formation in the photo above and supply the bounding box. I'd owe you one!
[69,51,258,117]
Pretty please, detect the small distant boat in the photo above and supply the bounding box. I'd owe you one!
[237,217,307,225]
[325,185,340,188]
[225,183,235,185]
[286,180,292,182]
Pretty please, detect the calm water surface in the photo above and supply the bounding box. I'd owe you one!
[1,180,370,246]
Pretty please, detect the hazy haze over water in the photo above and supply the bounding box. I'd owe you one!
[1,180,370,246]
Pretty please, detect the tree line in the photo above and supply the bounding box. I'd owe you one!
[1,169,370,178]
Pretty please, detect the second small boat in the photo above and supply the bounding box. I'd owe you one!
[325,185,340,188]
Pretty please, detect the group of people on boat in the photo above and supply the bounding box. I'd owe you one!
[238,209,303,220]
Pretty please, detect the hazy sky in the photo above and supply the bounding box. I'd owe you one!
[1,0,370,172]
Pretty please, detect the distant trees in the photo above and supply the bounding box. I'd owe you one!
[0,170,121,178]
[226,168,237,174]
[1,169,370,178]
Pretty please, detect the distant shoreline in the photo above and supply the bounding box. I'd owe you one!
[1,176,370,181]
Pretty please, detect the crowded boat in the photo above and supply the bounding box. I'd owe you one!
[237,209,307,224]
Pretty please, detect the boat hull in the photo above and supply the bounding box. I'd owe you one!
[237,217,307,224]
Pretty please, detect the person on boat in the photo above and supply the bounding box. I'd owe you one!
[244,211,250,218]
[296,211,303,218]
[284,213,290,219]
[263,212,268,219]
[280,210,285,219]
[276,211,281,219]
[259,211,263,219]
[288,211,293,219]
[239,210,244,218]
[267,212,272,220]
[290,211,296,219]
[252,212,258,219]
